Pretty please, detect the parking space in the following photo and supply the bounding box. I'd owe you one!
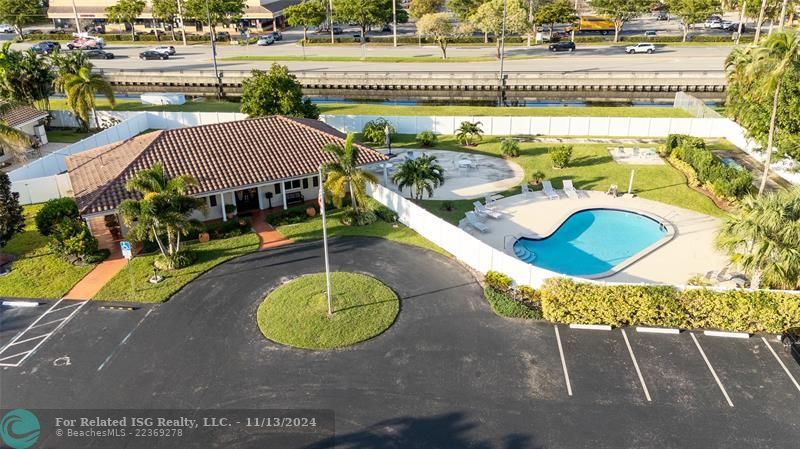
[0,300,87,367]
[0,302,46,347]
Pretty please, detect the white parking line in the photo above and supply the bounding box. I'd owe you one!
[621,329,651,402]
[690,333,734,407]
[761,337,800,394]
[554,325,573,396]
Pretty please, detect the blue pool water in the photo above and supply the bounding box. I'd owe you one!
[513,209,668,276]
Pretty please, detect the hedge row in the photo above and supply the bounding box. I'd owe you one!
[662,134,752,200]
[304,34,745,45]
[484,272,542,319]
[539,278,800,334]
[21,33,212,43]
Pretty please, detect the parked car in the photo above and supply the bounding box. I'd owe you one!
[150,45,176,55]
[549,41,576,52]
[257,35,275,46]
[67,36,105,50]
[655,11,669,21]
[724,22,746,32]
[644,30,657,37]
[270,31,282,41]
[206,31,230,41]
[625,42,656,54]
[139,50,169,60]
[704,16,723,28]
[30,41,61,54]
[782,329,799,352]
[83,49,115,59]
[0,24,15,33]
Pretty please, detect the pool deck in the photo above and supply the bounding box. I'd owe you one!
[469,190,728,285]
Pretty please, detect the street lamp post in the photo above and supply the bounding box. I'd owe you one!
[205,0,222,99]
[498,0,508,106]
[329,0,335,44]
[392,0,398,48]
[177,0,188,46]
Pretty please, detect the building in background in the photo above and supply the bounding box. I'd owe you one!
[0,105,49,168]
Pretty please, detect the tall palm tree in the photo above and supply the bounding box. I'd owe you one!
[391,155,446,200]
[0,102,31,161]
[322,133,378,212]
[117,163,206,267]
[736,31,800,195]
[63,67,116,131]
[50,50,92,94]
[715,187,800,289]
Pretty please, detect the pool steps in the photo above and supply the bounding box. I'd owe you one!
[513,246,537,263]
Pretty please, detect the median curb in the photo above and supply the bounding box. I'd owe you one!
[635,326,681,334]
[568,324,613,331]
[703,330,751,339]
[1,300,41,308]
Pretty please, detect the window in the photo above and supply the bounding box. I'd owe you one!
[274,183,281,194]
[208,195,217,207]
[312,176,319,187]
[302,178,309,189]
[284,179,301,190]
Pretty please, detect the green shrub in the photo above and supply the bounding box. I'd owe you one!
[485,271,513,291]
[669,155,701,187]
[416,130,437,147]
[47,217,101,264]
[268,205,318,226]
[484,286,542,319]
[500,138,520,157]
[668,135,752,200]
[372,204,398,223]
[154,249,196,270]
[539,277,800,333]
[340,209,377,226]
[35,198,79,236]
[201,216,252,239]
[548,145,573,168]
[361,118,394,145]
[529,170,546,186]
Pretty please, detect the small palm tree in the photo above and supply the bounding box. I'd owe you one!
[63,67,116,131]
[117,163,206,267]
[0,103,31,161]
[322,133,378,212]
[715,187,800,290]
[391,155,446,200]
[456,121,483,146]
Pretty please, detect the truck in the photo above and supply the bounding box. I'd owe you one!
[566,16,615,35]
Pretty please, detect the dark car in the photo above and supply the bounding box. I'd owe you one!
[270,31,282,41]
[724,22,746,32]
[30,41,60,54]
[549,41,575,52]
[139,50,168,60]
[84,49,114,59]
[783,328,799,359]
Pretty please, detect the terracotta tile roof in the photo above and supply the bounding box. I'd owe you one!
[66,116,387,216]
[0,105,48,128]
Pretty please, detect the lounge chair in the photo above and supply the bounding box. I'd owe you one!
[465,211,490,233]
[521,184,531,196]
[563,179,579,199]
[473,201,502,219]
[542,181,560,200]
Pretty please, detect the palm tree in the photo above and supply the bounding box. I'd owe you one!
[391,155,446,200]
[117,163,206,268]
[50,50,92,94]
[732,31,800,195]
[322,133,378,212]
[715,187,800,289]
[0,102,31,161]
[456,121,483,146]
[63,67,116,131]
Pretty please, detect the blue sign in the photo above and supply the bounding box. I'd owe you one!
[120,240,132,260]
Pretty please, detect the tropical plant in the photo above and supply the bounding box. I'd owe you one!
[0,171,24,248]
[240,64,319,119]
[548,145,573,168]
[391,154,446,200]
[446,0,483,20]
[416,13,457,59]
[470,0,531,57]
[285,0,327,42]
[416,130,438,147]
[361,118,394,145]
[50,50,92,94]
[500,137,520,157]
[322,133,378,212]
[529,170,546,185]
[63,67,116,131]
[409,0,445,18]
[0,102,30,161]
[47,217,100,263]
[726,31,800,195]
[183,0,246,35]
[589,0,652,42]
[0,43,54,110]
[0,0,41,40]
[35,197,79,236]
[715,187,800,290]
[455,121,483,146]
[106,0,146,41]
[117,163,206,269]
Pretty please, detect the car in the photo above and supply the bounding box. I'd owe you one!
[83,49,114,59]
[655,11,669,20]
[257,35,274,45]
[625,42,656,54]
[67,36,105,50]
[332,26,343,34]
[270,31,282,41]
[782,328,799,361]
[548,41,575,52]
[724,22,746,32]
[139,50,169,60]
[704,16,723,28]
[150,45,176,55]
[0,24,14,33]
[30,41,60,54]
[644,30,657,37]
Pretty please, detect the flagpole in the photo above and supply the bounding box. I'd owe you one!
[319,166,333,315]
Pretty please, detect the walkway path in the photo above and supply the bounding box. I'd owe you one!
[251,211,293,251]
[63,252,128,300]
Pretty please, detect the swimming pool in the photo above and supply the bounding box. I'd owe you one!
[512,209,669,277]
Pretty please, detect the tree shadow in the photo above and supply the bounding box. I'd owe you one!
[302,412,540,449]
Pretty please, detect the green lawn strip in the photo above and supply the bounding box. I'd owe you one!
[256,272,399,349]
[48,97,241,113]
[275,209,449,257]
[46,129,97,143]
[0,204,95,298]
[92,233,259,303]
[391,134,724,219]
[221,55,500,63]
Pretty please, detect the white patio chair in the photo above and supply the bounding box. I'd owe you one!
[473,201,502,219]
[541,181,560,200]
[563,179,579,199]
[465,212,490,233]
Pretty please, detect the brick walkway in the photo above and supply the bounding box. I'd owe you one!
[63,251,128,300]
[252,211,293,251]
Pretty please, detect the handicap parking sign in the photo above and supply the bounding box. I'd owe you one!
[120,241,132,260]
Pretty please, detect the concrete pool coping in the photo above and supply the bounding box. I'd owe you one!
[505,206,677,280]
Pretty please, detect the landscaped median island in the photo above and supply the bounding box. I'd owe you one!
[256,272,399,350]
[483,272,800,334]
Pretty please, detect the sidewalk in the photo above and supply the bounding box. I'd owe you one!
[252,211,293,251]
[63,252,128,300]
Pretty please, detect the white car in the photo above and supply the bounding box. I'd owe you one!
[625,43,656,54]
[0,24,14,33]
[150,45,176,55]
[257,35,275,46]
[704,17,723,28]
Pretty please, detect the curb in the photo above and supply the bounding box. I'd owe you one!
[569,324,613,331]
[703,330,750,339]
[1,300,41,308]
[636,326,681,334]
[99,305,138,311]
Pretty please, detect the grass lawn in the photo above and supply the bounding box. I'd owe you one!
[275,209,448,257]
[257,272,399,349]
[46,128,96,143]
[92,232,259,303]
[47,98,691,119]
[0,204,95,298]
[222,55,502,63]
[389,134,724,219]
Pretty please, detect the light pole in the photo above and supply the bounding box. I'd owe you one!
[177,0,188,46]
[329,0,335,44]
[498,0,508,106]
[71,0,82,33]
[392,0,398,47]
[205,0,222,99]
[754,0,767,44]
[735,0,746,45]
